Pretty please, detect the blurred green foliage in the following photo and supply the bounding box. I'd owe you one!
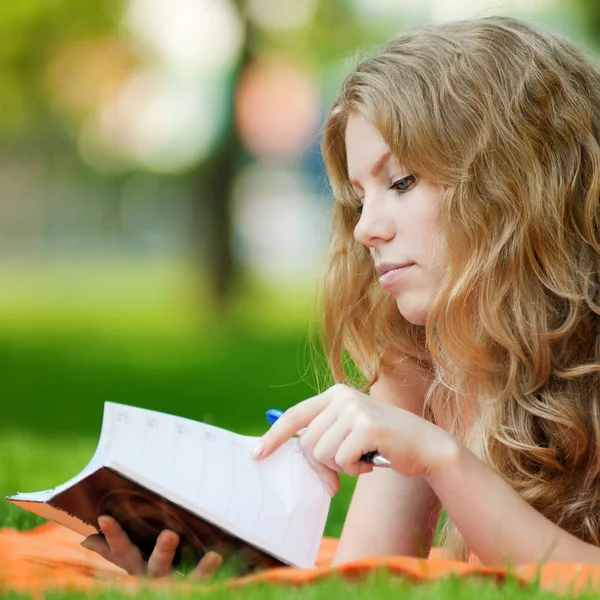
[0,0,124,137]
[576,0,600,46]
[0,327,315,435]
[0,261,328,437]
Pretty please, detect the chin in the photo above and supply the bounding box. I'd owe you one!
[395,298,429,326]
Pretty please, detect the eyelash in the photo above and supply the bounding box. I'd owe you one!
[355,174,416,215]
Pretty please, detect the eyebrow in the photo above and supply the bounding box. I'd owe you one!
[348,152,392,189]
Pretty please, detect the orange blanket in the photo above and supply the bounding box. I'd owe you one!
[2,523,600,596]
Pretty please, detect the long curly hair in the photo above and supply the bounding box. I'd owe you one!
[320,16,600,560]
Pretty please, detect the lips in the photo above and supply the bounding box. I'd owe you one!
[375,262,414,276]
[376,262,414,290]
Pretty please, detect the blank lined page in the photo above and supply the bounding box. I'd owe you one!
[102,402,330,567]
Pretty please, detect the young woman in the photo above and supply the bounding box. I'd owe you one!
[83,15,600,574]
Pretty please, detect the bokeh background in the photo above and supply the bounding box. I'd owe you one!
[1,0,599,538]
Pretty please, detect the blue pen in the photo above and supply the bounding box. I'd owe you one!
[265,408,391,468]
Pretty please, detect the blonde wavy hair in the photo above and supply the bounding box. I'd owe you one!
[320,15,600,560]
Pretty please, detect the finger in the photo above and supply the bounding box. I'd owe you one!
[98,515,145,575]
[310,419,353,474]
[147,530,180,578]
[189,551,223,582]
[253,393,331,459]
[81,534,123,567]
[298,407,338,456]
[334,430,376,477]
[303,451,340,496]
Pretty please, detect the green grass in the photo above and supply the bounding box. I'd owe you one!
[0,260,328,437]
[0,327,322,437]
[0,259,584,598]
[2,571,577,600]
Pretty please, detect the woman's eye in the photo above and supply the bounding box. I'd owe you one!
[356,204,364,215]
[389,174,416,195]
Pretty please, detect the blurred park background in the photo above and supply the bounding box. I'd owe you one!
[1,0,600,537]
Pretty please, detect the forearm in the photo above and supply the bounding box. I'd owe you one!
[426,440,600,565]
[334,469,440,564]
[333,362,438,564]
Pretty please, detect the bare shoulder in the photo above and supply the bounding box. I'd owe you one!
[369,356,431,416]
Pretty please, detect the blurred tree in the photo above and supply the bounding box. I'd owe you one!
[0,0,389,309]
[195,0,389,307]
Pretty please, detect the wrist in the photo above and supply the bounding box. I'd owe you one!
[422,427,464,484]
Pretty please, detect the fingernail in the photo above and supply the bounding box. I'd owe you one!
[204,551,223,568]
[251,440,264,458]
[193,551,223,581]
[324,483,336,497]
[159,530,179,548]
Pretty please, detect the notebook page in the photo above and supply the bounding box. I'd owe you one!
[9,402,118,501]
[102,402,330,567]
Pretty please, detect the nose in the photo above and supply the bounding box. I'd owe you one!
[353,197,395,248]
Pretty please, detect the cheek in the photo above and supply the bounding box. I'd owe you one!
[414,217,447,295]
[428,229,448,271]
[413,205,445,265]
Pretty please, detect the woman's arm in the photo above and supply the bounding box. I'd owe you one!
[256,381,600,566]
[333,363,440,564]
[427,441,600,565]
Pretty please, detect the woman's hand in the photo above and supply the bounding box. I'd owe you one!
[253,384,458,495]
[81,515,222,580]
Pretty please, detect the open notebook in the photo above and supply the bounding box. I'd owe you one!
[7,402,331,572]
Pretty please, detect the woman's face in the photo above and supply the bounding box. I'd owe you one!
[345,113,447,325]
